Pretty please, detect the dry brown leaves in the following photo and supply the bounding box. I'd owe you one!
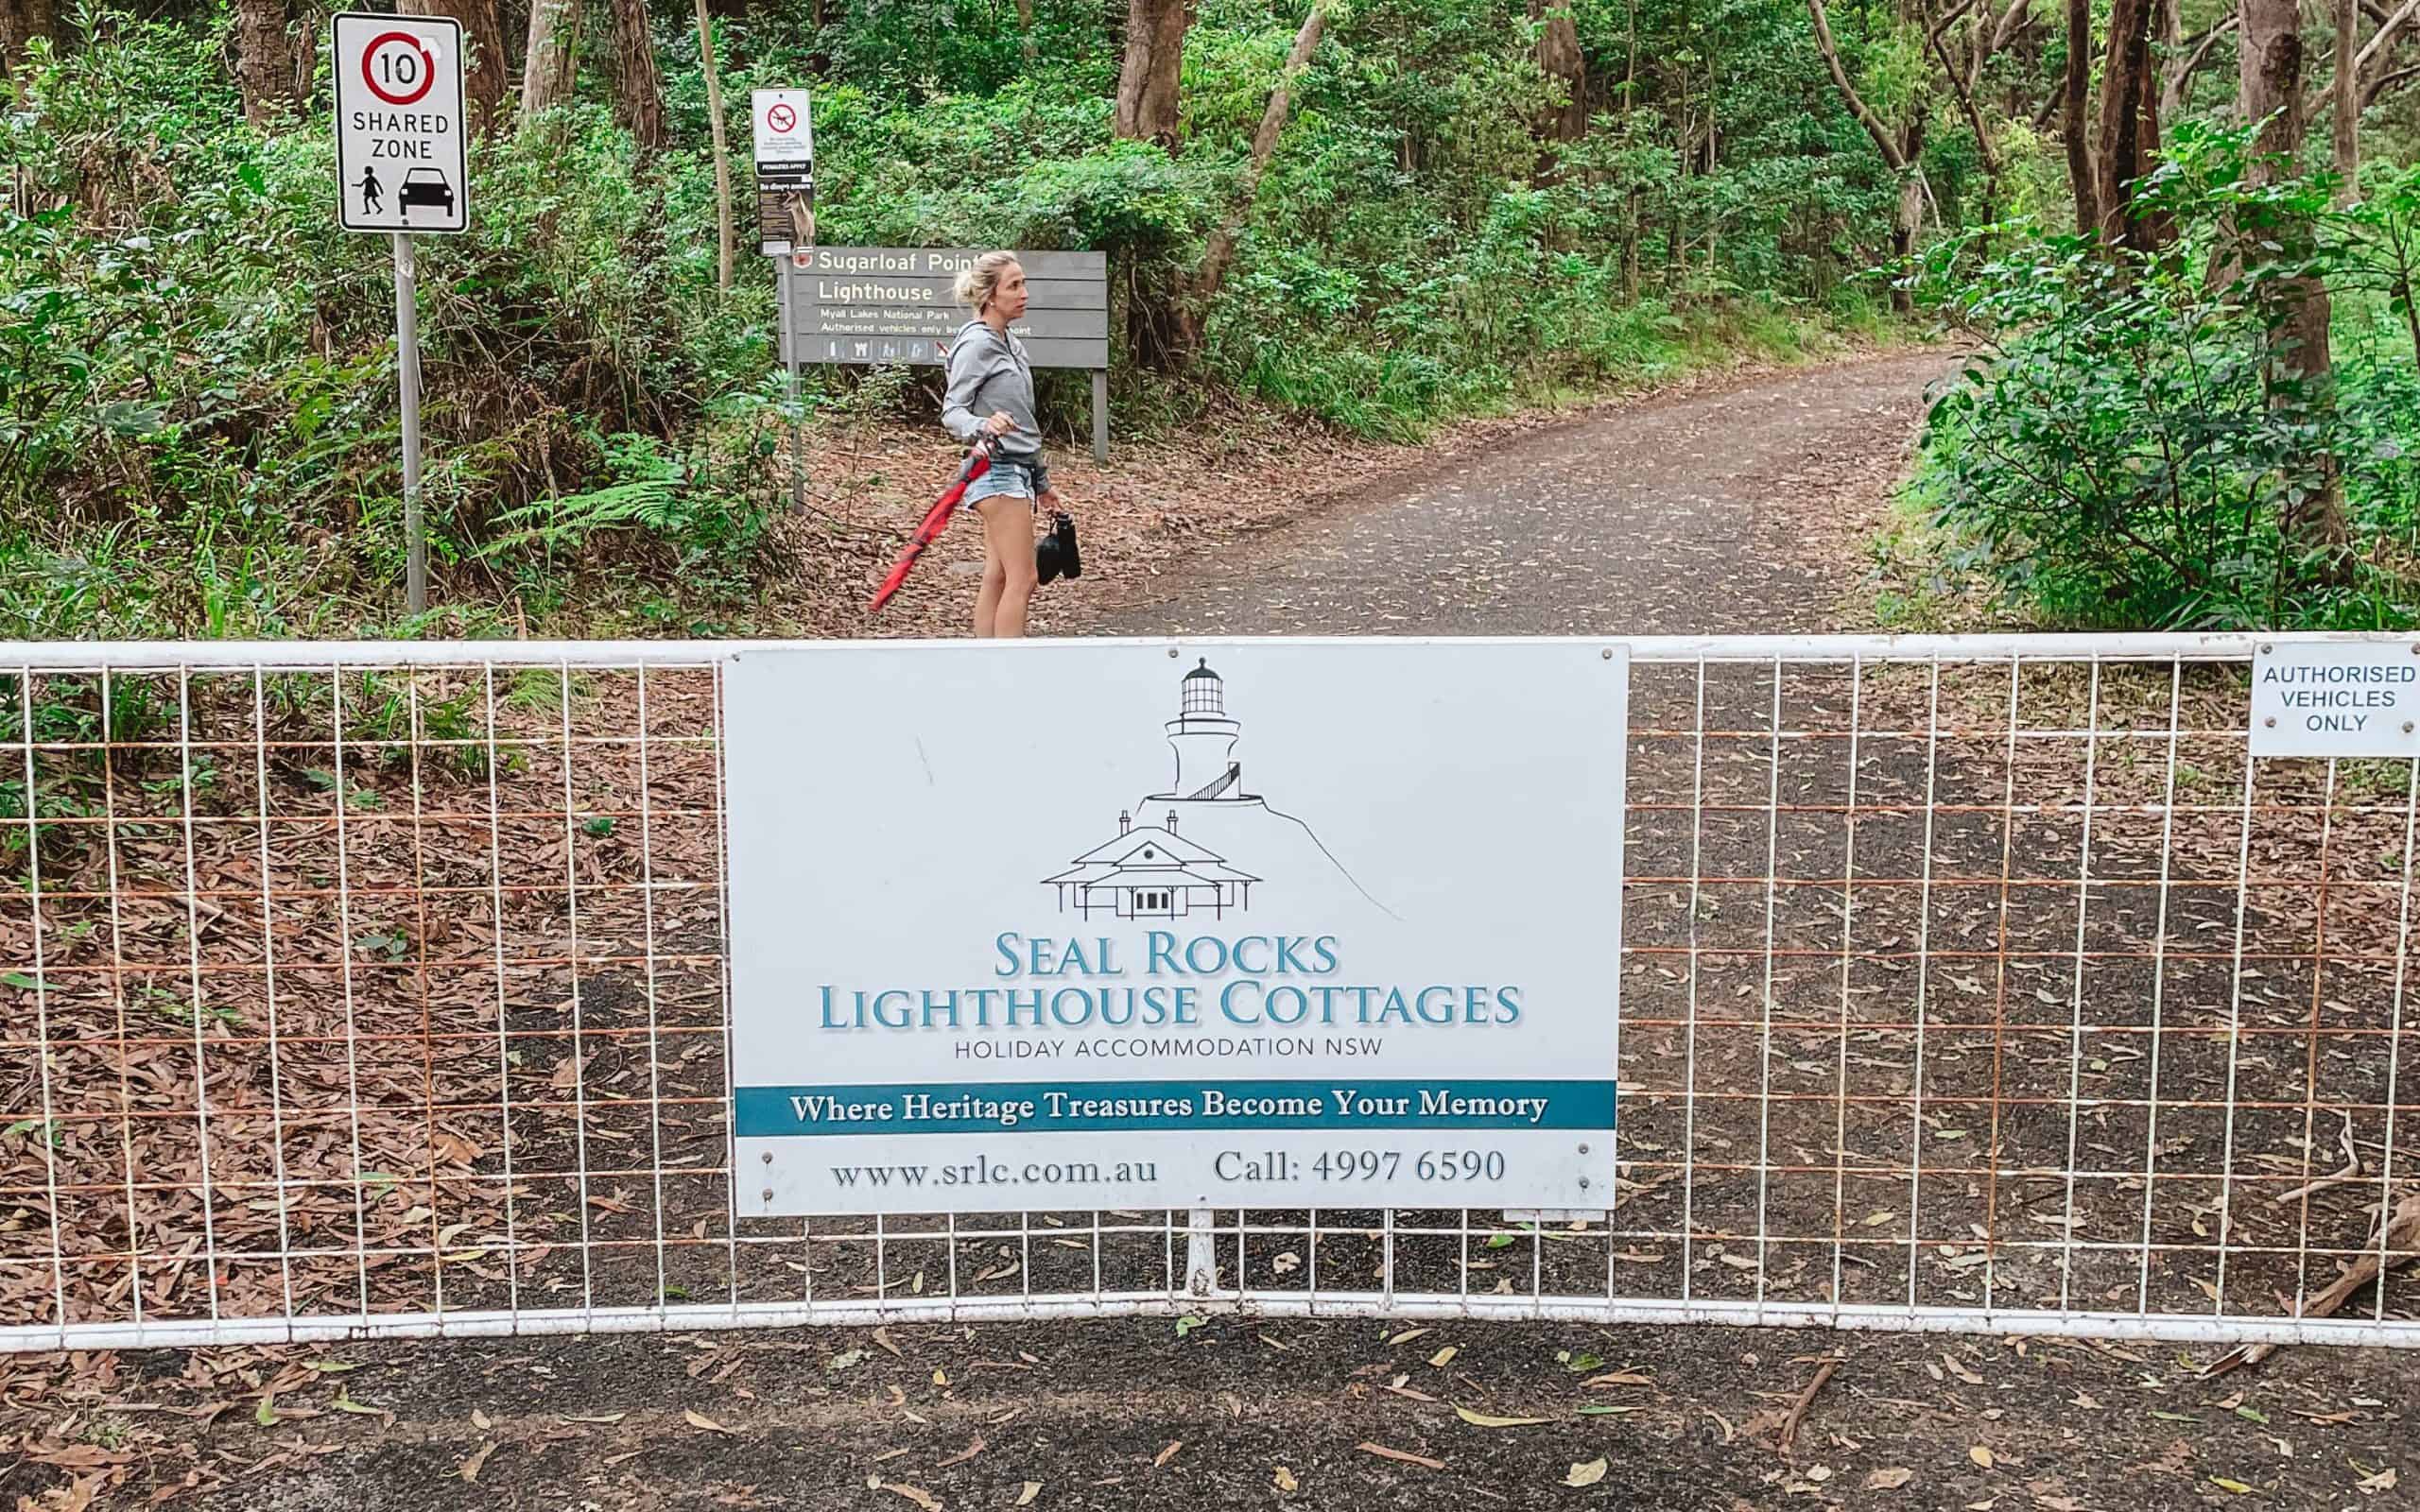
[1356,1441,1445,1470]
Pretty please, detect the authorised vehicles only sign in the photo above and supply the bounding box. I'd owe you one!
[333,12,469,234]
[2249,638,2420,759]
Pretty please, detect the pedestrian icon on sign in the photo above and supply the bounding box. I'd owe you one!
[358,165,384,215]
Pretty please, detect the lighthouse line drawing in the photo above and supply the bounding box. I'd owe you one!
[1044,659,1393,920]
[1167,655,1246,799]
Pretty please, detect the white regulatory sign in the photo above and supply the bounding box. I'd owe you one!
[751,89,813,254]
[723,641,1627,1218]
[752,89,814,164]
[332,12,468,234]
[2250,640,2420,759]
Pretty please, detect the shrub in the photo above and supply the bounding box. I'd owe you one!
[1911,126,2420,630]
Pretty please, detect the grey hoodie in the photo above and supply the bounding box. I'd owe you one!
[940,319,1050,496]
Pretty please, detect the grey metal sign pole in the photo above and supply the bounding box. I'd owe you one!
[781,256,804,512]
[393,232,426,615]
[751,89,815,514]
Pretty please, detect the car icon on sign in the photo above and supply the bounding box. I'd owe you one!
[399,167,454,215]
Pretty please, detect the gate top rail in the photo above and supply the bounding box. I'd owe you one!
[3,629,2409,671]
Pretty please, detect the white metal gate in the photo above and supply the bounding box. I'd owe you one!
[2,633,2414,1352]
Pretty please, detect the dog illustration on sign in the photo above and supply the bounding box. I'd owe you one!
[1043,660,1393,920]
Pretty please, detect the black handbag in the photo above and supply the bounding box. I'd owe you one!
[1036,509,1082,585]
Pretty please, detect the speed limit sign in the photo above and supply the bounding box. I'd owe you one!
[331,10,468,617]
[332,12,469,233]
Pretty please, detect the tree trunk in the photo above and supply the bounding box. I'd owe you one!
[2334,0,2360,202]
[406,0,507,135]
[2357,0,2418,101]
[1891,117,1926,312]
[2239,0,2349,553]
[287,4,315,104]
[1623,186,1641,301]
[520,0,580,124]
[1807,0,1926,303]
[1671,0,1690,287]
[1114,0,1190,364]
[1666,185,1681,286]
[1114,0,1189,148]
[1703,40,1717,173]
[1624,0,1636,105]
[1179,0,1325,360]
[1529,0,1588,143]
[695,0,734,289]
[611,0,667,150]
[1924,0,2004,218]
[2095,0,2152,241]
[1018,0,1037,65]
[233,0,296,127]
[2064,0,2102,235]
[1808,0,1909,171]
[2131,9,2170,246]
[1,0,56,94]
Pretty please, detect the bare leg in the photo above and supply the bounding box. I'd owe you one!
[975,494,1038,638]
[974,546,1006,638]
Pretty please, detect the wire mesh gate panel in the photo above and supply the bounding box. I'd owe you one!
[2,635,2415,1353]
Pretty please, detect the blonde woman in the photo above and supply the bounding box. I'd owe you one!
[940,251,1071,638]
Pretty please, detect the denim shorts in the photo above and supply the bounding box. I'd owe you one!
[963,458,1035,508]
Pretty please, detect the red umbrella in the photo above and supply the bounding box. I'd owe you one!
[870,440,992,613]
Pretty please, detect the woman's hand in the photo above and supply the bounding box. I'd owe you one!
[982,410,1016,438]
[1039,486,1069,512]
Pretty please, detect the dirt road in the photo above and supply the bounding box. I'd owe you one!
[1071,351,1947,638]
[9,352,2413,1512]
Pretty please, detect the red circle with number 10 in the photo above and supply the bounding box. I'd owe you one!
[767,102,797,132]
[362,31,437,107]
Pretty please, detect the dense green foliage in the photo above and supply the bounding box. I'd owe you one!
[0,0,1908,637]
[2,21,780,636]
[7,0,2416,637]
[1908,126,2420,630]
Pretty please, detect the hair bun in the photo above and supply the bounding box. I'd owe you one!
[954,251,1021,311]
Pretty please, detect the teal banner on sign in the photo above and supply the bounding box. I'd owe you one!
[734,1077,1617,1138]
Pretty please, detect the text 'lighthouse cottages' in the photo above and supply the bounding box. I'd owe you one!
[1046,661,1262,919]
